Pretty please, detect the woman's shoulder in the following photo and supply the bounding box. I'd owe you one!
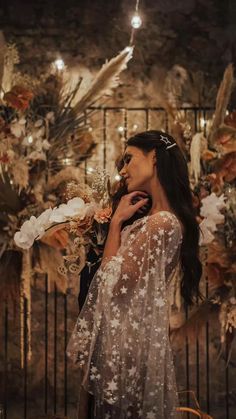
[122,210,181,235]
[147,210,183,235]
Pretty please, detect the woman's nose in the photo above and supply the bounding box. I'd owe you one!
[119,166,127,177]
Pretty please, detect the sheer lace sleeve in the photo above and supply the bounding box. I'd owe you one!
[67,211,182,419]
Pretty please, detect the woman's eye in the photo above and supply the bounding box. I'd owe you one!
[124,156,131,164]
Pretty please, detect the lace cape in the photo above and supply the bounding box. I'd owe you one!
[67,211,183,418]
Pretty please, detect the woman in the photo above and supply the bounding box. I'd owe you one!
[67,130,202,418]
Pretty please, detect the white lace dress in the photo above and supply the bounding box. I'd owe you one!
[67,211,183,418]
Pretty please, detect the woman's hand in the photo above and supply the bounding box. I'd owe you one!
[111,191,149,225]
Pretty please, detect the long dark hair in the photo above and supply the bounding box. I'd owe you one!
[113,130,202,307]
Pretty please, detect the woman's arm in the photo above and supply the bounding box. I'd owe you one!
[101,218,122,262]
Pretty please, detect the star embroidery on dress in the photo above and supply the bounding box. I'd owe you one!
[143,273,149,281]
[128,366,137,376]
[111,318,120,328]
[155,296,165,307]
[78,318,88,329]
[139,288,146,297]
[150,267,156,275]
[120,286,128,294]
[131,321,139,330]
[107,379,118,392]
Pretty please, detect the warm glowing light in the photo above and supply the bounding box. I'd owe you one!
[54,58,65,71]
[115,174,121,181]
[131,13,142,29]
[200,117,206,130]
[87,167,94,173]
[117,126,125,133]
[62,158,73,166]
[133,124,138,131]
[28,135,33,144]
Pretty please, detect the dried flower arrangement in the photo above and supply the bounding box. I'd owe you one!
[166,63,236,361]
[0,38,133,364]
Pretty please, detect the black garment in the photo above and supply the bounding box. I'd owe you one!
[78,248,101,311]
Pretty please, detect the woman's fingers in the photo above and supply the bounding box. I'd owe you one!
[133,198,149,211]
[127,190,148,201]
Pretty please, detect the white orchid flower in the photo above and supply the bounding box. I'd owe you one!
[14,216,44,249]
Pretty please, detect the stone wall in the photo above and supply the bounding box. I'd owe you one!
[1,0,236,107]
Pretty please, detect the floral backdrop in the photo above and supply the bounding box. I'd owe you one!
[0,40,235,417]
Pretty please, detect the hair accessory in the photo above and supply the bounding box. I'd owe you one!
[159,134,177,150]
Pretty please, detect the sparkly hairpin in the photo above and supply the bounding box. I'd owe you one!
[159,134,177,150]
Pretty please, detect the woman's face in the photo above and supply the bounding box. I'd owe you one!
[119,146,156,192]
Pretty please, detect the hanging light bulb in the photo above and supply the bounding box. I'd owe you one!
[131,13,142,29]
[54,58,65,71]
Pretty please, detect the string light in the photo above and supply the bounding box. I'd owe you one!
[87,167,94,173]
[54,58,65,71]
[130,0,142,45]
[27,135,33,144]
[61,158,74,166]
[117,126,125,134]
[131,14,142,29]
[115,174,121,181]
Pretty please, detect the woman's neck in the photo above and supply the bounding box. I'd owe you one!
[147,177,173,215]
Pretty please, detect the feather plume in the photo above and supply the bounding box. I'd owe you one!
[0,31,6,90]
[73,46,133,114]
[209,64,234,145]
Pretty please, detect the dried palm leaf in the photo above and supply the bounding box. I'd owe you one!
[209,64,234,146]
[0,31,6,91]
[73,46,133,115]
[39,243,68,293]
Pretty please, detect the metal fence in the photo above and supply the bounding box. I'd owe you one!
[1,107,235,419]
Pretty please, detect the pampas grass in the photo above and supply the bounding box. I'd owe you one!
[209,64,234,146]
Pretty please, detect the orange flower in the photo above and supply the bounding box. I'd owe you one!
[4,85,33,111]
[0,153,10,164]
[94,207,112,224]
